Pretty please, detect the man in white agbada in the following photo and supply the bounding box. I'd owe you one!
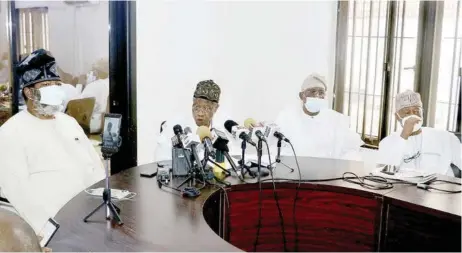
[275,73,363,160]
[378,90,461,176]
[0,49,105,233]
[155,80,238,162]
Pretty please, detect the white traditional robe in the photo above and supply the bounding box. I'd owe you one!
[275,103,363,160]
[378,127,461,176]
[0,110,105,233]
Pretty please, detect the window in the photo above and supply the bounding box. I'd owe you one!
[336,0,421,146]
[335,0,461,146]
[434,1,461,132]
[18,7,49,55]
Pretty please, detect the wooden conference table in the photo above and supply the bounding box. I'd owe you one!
[49,156,461,252]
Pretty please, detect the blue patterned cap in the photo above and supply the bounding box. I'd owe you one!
[17,49,61,90]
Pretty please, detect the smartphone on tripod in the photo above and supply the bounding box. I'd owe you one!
[101,113,122,154]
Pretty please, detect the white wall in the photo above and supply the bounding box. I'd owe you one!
[137,0,338,165]
[15,1,109,76]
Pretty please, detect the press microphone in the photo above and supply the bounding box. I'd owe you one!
[260,122,290,143]
[274,131,290,143]
[197,126,216,157]
[244,118,266,142]
[210,128,240,175]
[224,120,256,147]
[180,126,203,170]
[210,128,230,152]
[172,124,184,148]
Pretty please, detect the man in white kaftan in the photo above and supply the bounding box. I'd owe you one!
[275,73,363,160]
[378,90,461,177]
[0,49,104,233]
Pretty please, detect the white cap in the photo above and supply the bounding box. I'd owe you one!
[395,90,422,112]
[301,73,327,91]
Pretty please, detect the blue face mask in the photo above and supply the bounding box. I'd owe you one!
[304,97,328,113]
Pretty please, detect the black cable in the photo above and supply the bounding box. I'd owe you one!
[264,141,288,252]
[426,179,461,193]
[342,172,394,190]
[253,166,263,252]
[288,142,302,252]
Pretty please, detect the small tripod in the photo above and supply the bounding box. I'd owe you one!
[201,150,231,186]
[239,140,256,179]
[83,151,123,225]
[269,139,294,173]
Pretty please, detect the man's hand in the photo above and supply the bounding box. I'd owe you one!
[37,235,52,252]
[400,116,421,140]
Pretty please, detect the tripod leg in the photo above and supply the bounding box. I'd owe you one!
[113,203,121,214]
[178,175,193,188]
[108,202,124,225]
[281,162,295,172]
[83,202,106,222]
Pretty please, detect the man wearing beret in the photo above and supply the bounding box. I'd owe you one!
[378,90,461,176]
[275,73,363,160]
[154,80,235,162]
[0,49,104,233]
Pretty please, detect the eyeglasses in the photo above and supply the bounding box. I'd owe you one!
[301,88,326,98]
[192,104,215,114]
[404,151,421,163]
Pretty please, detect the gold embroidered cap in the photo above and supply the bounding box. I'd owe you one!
[193,80,221,103]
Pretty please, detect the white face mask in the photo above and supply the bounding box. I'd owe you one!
[399,115,423,132]
[29,85,65,117]
[304,97,328,113]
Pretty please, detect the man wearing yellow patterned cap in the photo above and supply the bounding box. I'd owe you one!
[154,80,236,162]
[378,90,461,176]
[275,73,363,160]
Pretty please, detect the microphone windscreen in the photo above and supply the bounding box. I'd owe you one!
[173,124,183,135]
[244,118,257,129]
[197,126,212,142]
[224,120,238,133]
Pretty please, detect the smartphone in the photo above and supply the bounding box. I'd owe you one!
[101,113,122,153]
[40,218,60,247]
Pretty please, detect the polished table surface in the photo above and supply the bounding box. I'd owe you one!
[49,156,461,251]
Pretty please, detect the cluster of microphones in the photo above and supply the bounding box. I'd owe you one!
[168,118,291,177]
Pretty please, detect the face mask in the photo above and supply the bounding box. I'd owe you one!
[304,97,328,113]
[400,115,423,132]
[29,85,65,117]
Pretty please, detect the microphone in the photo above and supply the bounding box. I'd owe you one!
[224,120,256,147]
[197,126,216,157]
[180,126,204,171]
[260,122,290,143]
[173,124,183,135]
[172,124,184,148]
[274,131,290,143]
[209,128,240,175]
[210,128,230,152]
[244,118,266,142]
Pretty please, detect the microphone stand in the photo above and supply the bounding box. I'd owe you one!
[239,140,255,179]
[201,148,231,186]
[270,139,294,173]
[178,145,203,188]
[83,139,123,225]
[257,139,264,183]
